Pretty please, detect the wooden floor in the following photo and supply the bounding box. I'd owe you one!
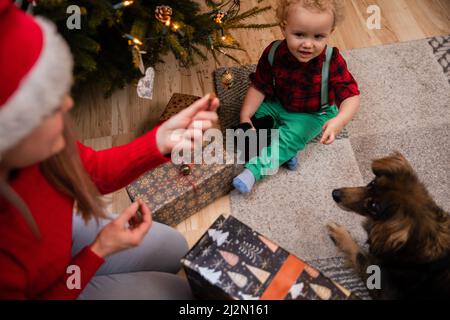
[72,0,450,248]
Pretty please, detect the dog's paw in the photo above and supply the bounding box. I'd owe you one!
[327,222,359,256]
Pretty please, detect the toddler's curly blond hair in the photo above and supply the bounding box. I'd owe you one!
[276,0,345,30]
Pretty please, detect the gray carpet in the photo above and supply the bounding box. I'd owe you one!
[218,36,450,298]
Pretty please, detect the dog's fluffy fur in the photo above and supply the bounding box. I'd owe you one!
[327,152,450,299]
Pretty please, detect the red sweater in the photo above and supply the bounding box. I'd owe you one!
[0,127,169,299]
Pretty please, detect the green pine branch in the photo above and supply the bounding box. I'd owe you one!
[227,23,278,29]
[214,49,240,65]
[226,6,272,24]
[191,45,208,62]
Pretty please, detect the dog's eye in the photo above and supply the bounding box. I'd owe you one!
[367,199,379,212]
[368,180,376,188]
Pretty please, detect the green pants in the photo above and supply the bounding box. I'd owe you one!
[246,99,338,181]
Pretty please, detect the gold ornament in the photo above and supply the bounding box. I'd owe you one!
[214,11,225,24]
[180,164,191,175]
[155,5,172,26]
[221,70,234,89]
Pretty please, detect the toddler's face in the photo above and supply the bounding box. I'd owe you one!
[282,4,334,63]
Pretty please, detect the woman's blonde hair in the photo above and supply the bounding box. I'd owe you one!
[276,0,345,29]
[40,114,107,223]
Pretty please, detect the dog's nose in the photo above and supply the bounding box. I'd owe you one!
[332,189,342,202]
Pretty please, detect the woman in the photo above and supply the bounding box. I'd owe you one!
[0,0,219,299]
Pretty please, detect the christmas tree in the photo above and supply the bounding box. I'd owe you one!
[18,0,276,95]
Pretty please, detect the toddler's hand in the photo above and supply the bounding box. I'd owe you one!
[320,118,344,145]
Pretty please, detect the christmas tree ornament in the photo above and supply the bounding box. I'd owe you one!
[213,11,225,24]
[220,69,234,89]
[155,5,172,26]
[136,66,155,100]
[131,45,147,74]
[180,164,191,176]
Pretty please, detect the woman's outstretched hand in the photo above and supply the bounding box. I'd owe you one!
[90,199,152,258]
[156,93,220,155]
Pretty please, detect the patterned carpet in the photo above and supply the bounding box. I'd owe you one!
[215,36,450,299]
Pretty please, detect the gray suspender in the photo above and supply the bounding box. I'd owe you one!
[267,40,283,68]
[321,45,334,108]
[268,40,282,88]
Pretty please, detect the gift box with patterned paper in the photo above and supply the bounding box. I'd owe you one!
[127,158,242,227]
[159,93,201,122]
[181,215,360,300]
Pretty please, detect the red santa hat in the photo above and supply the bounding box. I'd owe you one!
[0,0,73,154]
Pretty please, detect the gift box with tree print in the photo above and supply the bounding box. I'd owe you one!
[182,215,360,300]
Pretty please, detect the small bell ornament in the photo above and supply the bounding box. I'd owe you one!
[180,164,191,176]
[221,69,234,89]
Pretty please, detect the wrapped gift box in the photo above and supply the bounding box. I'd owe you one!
[127,158,242,227]
[159,93,201,121]
[182,215,360,300]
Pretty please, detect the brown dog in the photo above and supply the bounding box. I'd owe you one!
[327,152,450,299]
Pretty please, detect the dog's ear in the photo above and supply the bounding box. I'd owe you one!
[371,151,415,178]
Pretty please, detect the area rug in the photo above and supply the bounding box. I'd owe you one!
[214,36,450,299]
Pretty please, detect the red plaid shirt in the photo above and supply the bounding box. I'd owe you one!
[250,40,360,113]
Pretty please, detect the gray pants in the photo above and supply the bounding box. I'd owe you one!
[72,213,193,300]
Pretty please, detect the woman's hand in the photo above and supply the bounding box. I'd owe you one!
[156,93,220,155]
[320,117,345,145]
[90,199,152,258]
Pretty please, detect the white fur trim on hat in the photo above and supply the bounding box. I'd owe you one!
[0,17,73,154]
